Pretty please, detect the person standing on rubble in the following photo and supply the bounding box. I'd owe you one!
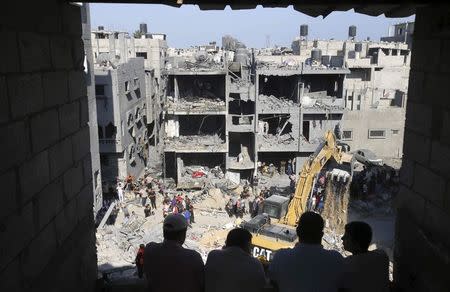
[269,212,343,292]
[205,228,266,292]
[285,159,293,176]
[148,188,157,209]
[144,214,204,292]
[339,221,389,292]
[135,244,145,278]
[116,182,124,203]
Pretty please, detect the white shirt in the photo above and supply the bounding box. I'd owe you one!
[205,247,266,292]
[269,243,344,292]
[339,249,389,292]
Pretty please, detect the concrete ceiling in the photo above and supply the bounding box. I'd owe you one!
[82,1,424,17]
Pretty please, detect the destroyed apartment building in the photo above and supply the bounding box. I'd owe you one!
[91,25,168,184]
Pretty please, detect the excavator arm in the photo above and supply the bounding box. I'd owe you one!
[282,130,343,226]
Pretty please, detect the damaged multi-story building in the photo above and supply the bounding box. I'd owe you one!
[163,24,410,187]
[90,24,168,182]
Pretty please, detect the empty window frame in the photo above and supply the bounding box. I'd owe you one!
[125,81,130,92]
[392,129,400,135]
[342,130,353,140]
[136,52,147,59]
[368,129,386,139]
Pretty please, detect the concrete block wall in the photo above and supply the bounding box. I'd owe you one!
[394,5,450,291]
[0,2,97,291]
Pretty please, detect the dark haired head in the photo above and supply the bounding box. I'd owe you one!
[225,228,253,254]
[342,221,372,254]
[296,212,324,244]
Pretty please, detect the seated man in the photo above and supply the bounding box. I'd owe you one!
[144,214,204,292]
[205,228,266,292]
[269,212,343,292]
[339,221,389,292]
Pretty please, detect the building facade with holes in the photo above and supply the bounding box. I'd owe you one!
[95,58,148,182]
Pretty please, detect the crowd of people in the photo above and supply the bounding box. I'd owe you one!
[351,165,399,199]
[135,211,390,292]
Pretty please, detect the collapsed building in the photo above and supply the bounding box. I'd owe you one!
[91,25,168,183]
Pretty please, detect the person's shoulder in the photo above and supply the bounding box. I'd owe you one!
[184,247,204,261]
[323,249,344,260]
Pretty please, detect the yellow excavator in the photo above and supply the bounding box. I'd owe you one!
[241,130,352,261]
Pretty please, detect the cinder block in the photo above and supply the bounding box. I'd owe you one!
[49,138,73,180]
[410,39,441,73]
[442,110,450,146]
[59,101,80,137]
[19,150,50,204]
[413,164,446,206]
[405,102,432,137]
[394,185,426,226]
[80,96,89,127]
[43,71,69,107]
[68,70,87,101]
[430,141,450,179]
[0,203,34,271]
[82,154,92,185]
[0,31,20,73]
[54,198,77,245]
[399,157,414,188]
[72,126,90,162]
[423,202,450,248]
[402,130,431,166]
[18,32,51,72]
[0,121,30,172]
[21,220,57,283]
[76,183,94,222]
[424,73,450,108]
[0,76,9,123]
[72,38,85,70]
[0,170,17,219]
[0,257,22,291]
[50,36,73,70]
[35,177,64,230]
[61,3,82,36]
[63,162,84,202]
[8,73,44,119]
[30,109,60,153]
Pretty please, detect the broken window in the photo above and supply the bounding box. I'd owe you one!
[105,122,117,139]
[136,52,147,59]
[135,88,141,99]
[229,99,255,115]
[300,74,343,98]
[342,130,353,140]
[176,75,225,101]
[125,81,130,92]
[178,115,225,138]
[368,129,386,139]
[258,75,300,102]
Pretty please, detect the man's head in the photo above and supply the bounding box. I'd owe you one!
[139,244,145,249]
[342,221,372,254]
[225,228,253,254]
[296,212,324,245]
[163,214,188,244]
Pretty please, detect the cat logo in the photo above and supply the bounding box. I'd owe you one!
[251,246,274,261]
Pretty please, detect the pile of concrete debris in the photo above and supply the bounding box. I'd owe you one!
[166,97,226,113]
[165,134,226,151]
[259,133,295,146]
[258,94,297,110]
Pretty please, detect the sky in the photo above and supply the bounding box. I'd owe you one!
[90,4,415,48]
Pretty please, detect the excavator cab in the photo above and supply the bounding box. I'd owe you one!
[261,195,290,219]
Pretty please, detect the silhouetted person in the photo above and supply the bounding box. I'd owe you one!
[135,244,145,278]
[144,214,204,292]
[269,212,343,292]
[205,228,265,292]
[339,221,389,292]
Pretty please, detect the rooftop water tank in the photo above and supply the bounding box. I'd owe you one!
[139,23,148,35]
[311,49,322,63]
[300,24,309,37]
[349,25,357,38]
[98,26,104,31]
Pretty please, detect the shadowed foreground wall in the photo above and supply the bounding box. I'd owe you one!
[394,5,450,291]
[0,2,97,291]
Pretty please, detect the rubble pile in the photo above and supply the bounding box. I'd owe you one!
[258,94,297,110]
[166,98,226,113]
[259,133,295,146]
[165,134,226,151]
